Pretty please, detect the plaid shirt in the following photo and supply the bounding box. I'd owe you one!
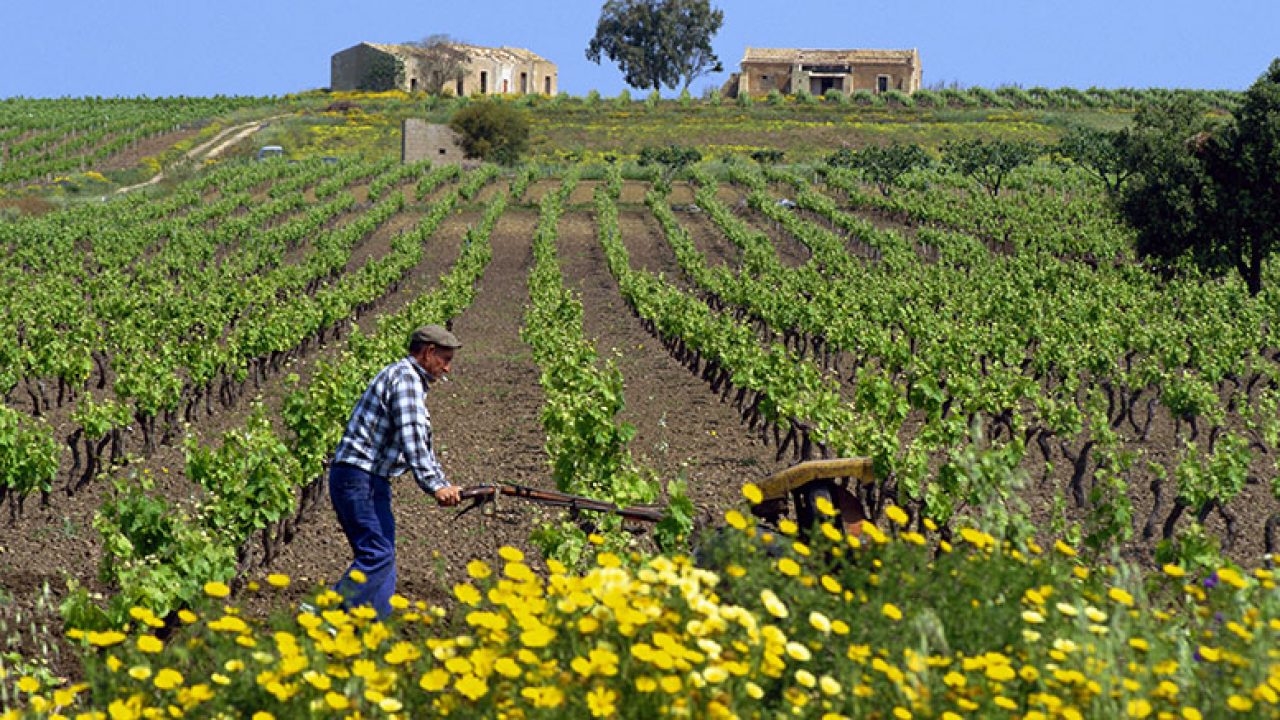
[333,356,447,494]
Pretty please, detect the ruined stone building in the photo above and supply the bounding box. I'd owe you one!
[331,41,557,96]
[725,48,922,98]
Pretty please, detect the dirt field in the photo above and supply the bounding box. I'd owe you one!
[5,175,1279,681]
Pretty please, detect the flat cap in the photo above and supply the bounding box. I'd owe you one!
[409,324,462,350]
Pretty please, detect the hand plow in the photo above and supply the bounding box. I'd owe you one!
[455,457,875,539]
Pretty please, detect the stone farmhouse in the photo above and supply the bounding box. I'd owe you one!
[725,48,922,98]
[331,42,557,96]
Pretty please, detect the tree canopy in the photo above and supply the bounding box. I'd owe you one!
[585,0,724,92]
[942,139,1042,198]
[1054,126,1137,197]
[448,101,529,165]
[1118,59,1280,295]
[828,143,933,197]
[403,34,469,95]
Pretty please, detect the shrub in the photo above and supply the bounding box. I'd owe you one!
[749,149,785,165]
[448,100,530,165]
[849,89,878,107]
[638,144,703,173]
[882,89,913,108]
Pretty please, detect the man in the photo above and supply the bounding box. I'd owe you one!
[328,324,463,617]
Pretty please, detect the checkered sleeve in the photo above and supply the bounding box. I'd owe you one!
[389,368,448,494]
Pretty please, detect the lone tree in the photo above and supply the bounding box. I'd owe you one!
[586,0,725,92]
[404,34,470,95]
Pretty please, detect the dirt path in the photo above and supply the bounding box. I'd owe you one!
[557,208,787,517]
[115,115,288,194]
[254,208,555,607]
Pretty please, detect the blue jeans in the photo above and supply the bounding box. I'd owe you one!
[329,463,396,618]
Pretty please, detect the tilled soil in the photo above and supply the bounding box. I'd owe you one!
[0,176,466,672]
[9,178,1280,682]
[251,201,790,610]
[248,208,556,611]
[557,208,788,518]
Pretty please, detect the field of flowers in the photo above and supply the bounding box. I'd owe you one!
[7,486,1279,718]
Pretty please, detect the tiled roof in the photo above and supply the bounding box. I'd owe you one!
[741,47,919,65]
[367,41,552,65]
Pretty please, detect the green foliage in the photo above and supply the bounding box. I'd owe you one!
[522,172,659,562]
[0,404,59,501]
[849,89,880,107]
[655,477,695,552]
[882,89,913,108]
[186,406,300,545]
[637,144,703,179]
[942,138,1042,197]
[93,474,237,623]
[1054,125,1136,196]
[448,100,530,165]
[1119,60,1280,295]
[585,0,725,91]
[828,142,932,197]
[749,148,785,165]
[359,53,404,92]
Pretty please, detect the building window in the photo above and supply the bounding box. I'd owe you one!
[876,75,890,93]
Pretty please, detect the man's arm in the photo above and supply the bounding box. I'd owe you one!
[389,373,458,504]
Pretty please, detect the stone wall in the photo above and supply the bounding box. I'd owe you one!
[402,119,466,165]
[739,62,795,96]
[331,44,382,91]
[332,43,558,96]
[452,58,557,96]
[739,59,921,98]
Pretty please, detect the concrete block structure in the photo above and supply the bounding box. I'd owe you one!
[331,41,557,96]
[401,119,466,165]
[724,48,922,98]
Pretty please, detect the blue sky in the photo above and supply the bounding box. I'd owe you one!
[2,0,1277,98]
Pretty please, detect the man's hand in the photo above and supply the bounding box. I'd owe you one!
[434,484,461,507]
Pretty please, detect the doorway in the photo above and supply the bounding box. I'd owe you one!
[810,77,843,95]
